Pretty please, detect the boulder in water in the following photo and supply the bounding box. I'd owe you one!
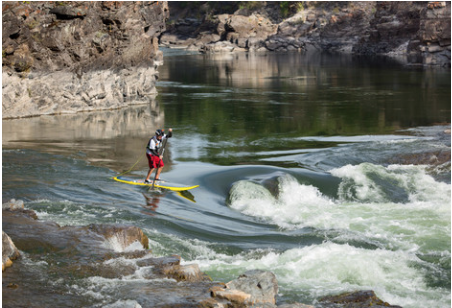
[87,224,150,251]
[210,270,278,306]
[2,199,24,211]
[2,231,20,271]
[320,290,403,308]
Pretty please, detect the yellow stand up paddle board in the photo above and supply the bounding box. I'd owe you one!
[113,176,199,192]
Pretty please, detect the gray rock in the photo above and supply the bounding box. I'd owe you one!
[2,231,20,271]
[319,290,403,308]
[88,224,150,251]
[210,270,278,306]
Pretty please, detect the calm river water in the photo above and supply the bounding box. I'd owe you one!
[2,50,451,307]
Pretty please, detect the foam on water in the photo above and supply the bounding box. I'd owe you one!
[29,199,131,227]
[103,300,142,308]
[331,163,451,204]
[330,163,451,254]
[186,240,450,307]
[228,174,335,230]
[293,135,421,143]
[228,165,450,251]
[74,275,179,306]
[224,164,450,307]
[102,238,146,253]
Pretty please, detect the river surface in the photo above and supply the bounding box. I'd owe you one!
[2,50,451,307]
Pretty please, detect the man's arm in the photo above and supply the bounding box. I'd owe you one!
[165,128,173,139]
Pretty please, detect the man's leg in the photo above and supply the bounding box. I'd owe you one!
[145,168,155,182]
[155,167,163,180]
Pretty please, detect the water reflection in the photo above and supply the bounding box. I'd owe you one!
[159,51,441,90]
[141,191,162,216]
[2,52,450,169]
[2,100,167,172]
[154,51,450,165]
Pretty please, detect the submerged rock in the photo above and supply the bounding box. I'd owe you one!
[319,290,403,308]
[0,201,226,306]
[88,224,150,251]
[2,199,38,220]
[389,148,451,166]
[2,202,151,263]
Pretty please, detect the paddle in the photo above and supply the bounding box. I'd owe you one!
[152,137,168,190]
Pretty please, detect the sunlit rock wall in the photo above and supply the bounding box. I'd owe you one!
[2,1,169,119]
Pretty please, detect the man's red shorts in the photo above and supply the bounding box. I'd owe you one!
[147,154,163,169]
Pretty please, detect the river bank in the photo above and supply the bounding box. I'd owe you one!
[2,2,450,119]
[160,2,450,68]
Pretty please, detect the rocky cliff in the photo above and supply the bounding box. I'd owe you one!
[3,2,449,119]
[2,1,169,119]
[160,1,450,67]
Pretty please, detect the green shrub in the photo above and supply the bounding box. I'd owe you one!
[280,1,291,17]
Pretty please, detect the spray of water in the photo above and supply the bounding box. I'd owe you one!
[221,164,451,307]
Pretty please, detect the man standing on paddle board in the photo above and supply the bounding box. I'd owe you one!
[145,128,172,183]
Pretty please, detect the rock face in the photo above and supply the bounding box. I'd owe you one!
[355,1,451,67]
[2,1,169,119]
[415,1,451,66]
[353,2,426,55]
[160,1,451,67]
